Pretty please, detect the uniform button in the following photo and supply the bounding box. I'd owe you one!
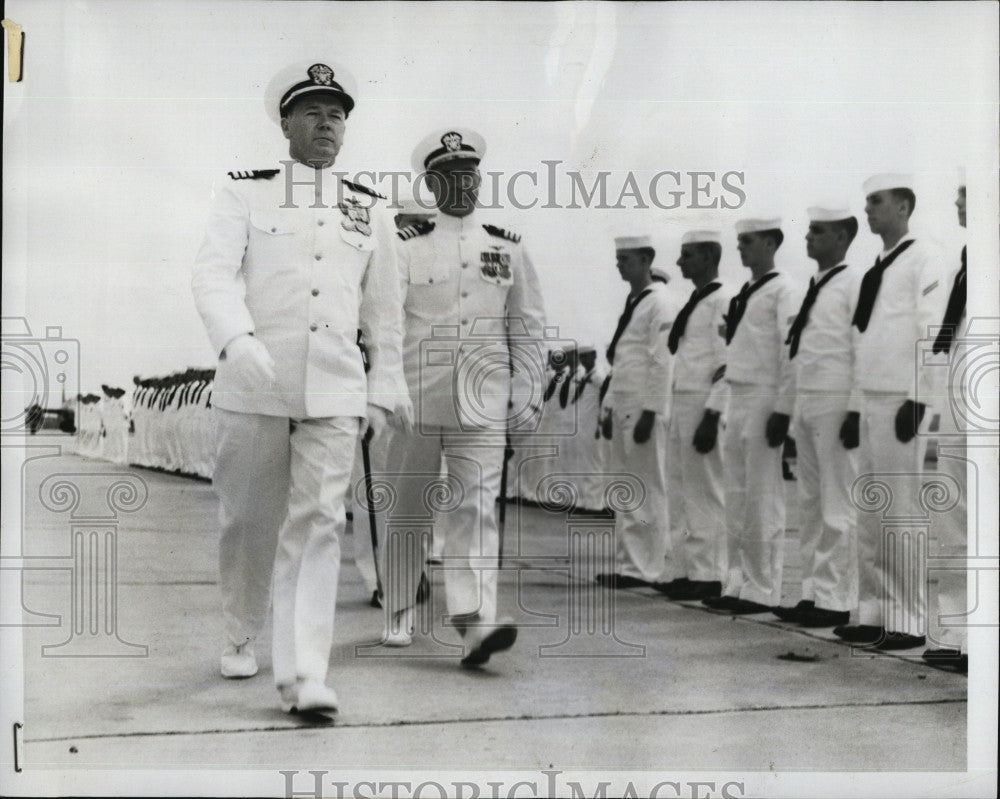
[311,288,320,296]
[461,318,469,325]
[315,254,322,260]
[310,323,318,332]
[428,278,434,284]
[461,291,469,298]
[317,220,325,226]
[270,227,277,233]
[461,262,469,269]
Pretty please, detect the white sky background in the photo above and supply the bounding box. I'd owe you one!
[3,0,998,393]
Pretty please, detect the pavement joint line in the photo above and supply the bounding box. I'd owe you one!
[24,697,967,744]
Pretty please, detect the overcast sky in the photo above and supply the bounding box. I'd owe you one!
[3,1,998,395]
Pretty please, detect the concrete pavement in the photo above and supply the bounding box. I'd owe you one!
[13,453,966,775]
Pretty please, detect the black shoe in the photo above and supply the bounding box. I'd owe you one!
[796,607,850,628]
[598,574,652,590]
[668,580,722,601]
[369,590,382,608]
[921,648,967,672]
[460,621,518,668]
[728,598,776,615]
[833,624,885,645]
[653,577,691,596]
[875,632,926,651]
[772,600,814,622]
[703,595,738,609]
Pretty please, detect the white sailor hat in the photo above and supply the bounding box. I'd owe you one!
[412,128,486,174]
[862,173,914,195]
[650,266,671,283]
[264,61,358,125]
[735,218,782,235]
[614,234,653,250]
[807,204,854,223]
[681,229,722,245]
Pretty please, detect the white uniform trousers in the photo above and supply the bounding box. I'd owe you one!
[794,392,859,612]
[610,406,674,583]
[930,407,967,653]
[856,392,928,634]
[270,416,357,685]
[722,383,786,605]
[384,428,504,626]
[214,409,291,648]
[667,393,727,582]
[214,409,357,686]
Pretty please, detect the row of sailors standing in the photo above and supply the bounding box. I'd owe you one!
[600,172,967,671]
[74,385,129,464]
[129,369,216,478]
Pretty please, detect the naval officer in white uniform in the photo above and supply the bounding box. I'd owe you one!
[192,60,410,714]
[384,128,547,668]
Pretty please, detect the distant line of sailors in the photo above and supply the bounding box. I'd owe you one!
[72,369,216,479]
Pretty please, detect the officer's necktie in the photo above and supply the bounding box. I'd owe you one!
[558,372,573,408]
[724,271,779,344]
[932,246,966,355]
[851,239,916,332]
[667,282,722,354]
[785,264,848,358]
[606,287,654,365]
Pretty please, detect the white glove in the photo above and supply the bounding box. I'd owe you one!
[363,403,389,442]
[390,398,414,435]
[224,334,275,386]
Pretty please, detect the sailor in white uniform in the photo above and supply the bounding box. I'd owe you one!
[834,174,947,650]
[705,218,798,614]
[599,235,678,588]
[776,205,861,628]
[661,230,730,601]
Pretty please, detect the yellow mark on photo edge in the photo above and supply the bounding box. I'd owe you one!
[2,19,24,82]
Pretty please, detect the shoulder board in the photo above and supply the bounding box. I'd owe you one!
[482,224,521,244]
[397,220,436,241]
[343,179,386,200]
[228,169,280,181]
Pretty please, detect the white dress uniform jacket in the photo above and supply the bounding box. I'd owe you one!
[606,282,675,417]
[192,161,407,419]
[726,271,798,415]
[853,238,945,403]
[395,211,547,430]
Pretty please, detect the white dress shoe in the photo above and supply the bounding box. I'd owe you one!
[296,680,339,714]
[382,607,414,647]
[220,641,258,678]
